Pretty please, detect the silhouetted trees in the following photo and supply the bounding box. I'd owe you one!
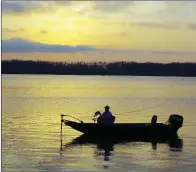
[2,59,196,77]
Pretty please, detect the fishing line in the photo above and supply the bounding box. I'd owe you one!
[115,98,170,116]
[67,98,170,117]
[64,96,190,119]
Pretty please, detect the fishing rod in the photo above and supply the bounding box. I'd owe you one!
[61,114,84,123]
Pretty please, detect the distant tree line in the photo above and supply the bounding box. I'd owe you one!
[2,59,196,77]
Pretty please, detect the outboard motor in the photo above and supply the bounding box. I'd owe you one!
[168,114,183,131]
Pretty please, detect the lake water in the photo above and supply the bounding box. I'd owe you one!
[2,74,196,171]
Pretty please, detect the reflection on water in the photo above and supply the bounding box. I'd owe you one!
[62,134,183,165]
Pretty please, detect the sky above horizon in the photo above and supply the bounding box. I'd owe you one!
[2,1,196,63]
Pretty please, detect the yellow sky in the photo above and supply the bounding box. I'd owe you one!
[2,1,196,62]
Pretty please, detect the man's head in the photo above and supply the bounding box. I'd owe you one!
[104,105,110,112]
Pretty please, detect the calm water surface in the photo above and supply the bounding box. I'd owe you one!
[2,75,196,171]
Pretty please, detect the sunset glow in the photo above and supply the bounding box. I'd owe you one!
[2,1,196,62]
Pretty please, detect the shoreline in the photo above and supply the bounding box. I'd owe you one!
[2,60,196,77]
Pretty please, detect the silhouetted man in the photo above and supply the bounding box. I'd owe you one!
[98,106,115,124]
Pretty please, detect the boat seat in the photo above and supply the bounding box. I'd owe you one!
[151,115,157,124]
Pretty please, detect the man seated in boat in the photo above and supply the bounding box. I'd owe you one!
[94,106,115,124]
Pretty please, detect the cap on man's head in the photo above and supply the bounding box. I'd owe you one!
[104,105,110,109]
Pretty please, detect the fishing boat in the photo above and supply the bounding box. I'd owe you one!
[61,114,183,139]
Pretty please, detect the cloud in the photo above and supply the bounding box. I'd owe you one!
[3,1,196,24]
[2,28,17,33]
[2,38,103,53]
[2,38,195,55]
[76,1,134,19]
[2,28,25,33]
[154,1,196,22]
[120,21,196,30]
[2,2,23,13]
[54,1,72,5]
[2,1,38,13]
[69,1,196,25]
[188,23,196,30]
[131,22,181,29]
[2,1,54,14]
[40,30,48,34]
[92,1,134,12]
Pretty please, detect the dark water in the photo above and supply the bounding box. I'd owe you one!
[2,75,196,171]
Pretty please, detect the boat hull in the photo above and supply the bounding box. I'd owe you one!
[64,121,179,139]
